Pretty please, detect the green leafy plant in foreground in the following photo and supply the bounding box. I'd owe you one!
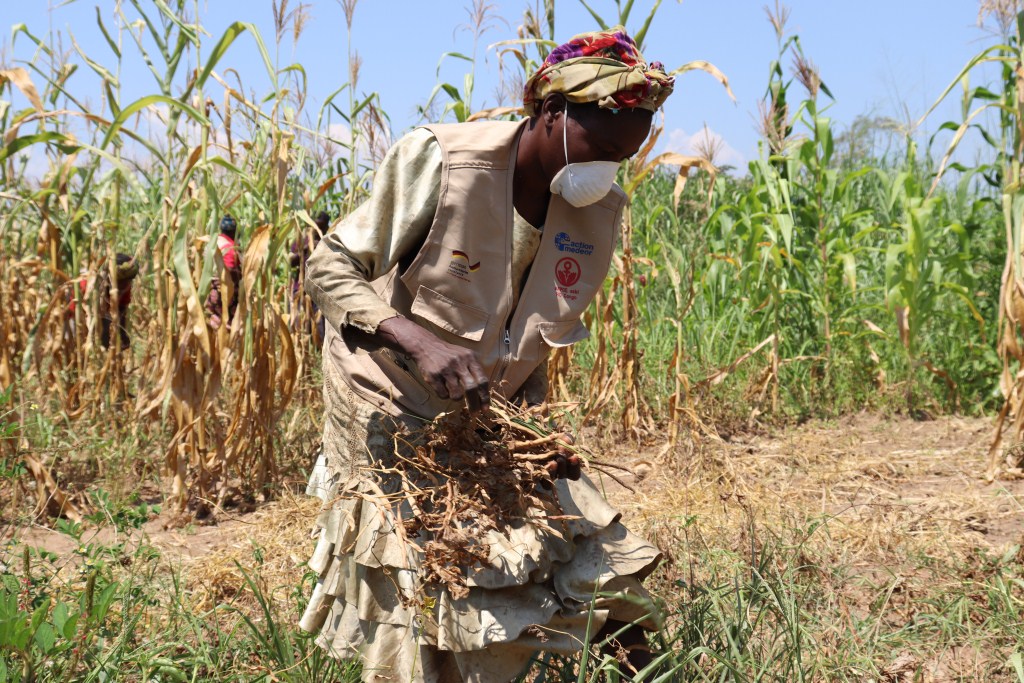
[883,163,982,414]
[0,536,359,682]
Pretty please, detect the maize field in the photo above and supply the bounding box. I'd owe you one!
[3,0,1024,680]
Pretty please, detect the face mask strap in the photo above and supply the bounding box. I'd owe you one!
[562,105,571,173]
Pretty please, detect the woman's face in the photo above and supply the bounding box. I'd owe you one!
[566,103,653,164]
[539,96,654,183]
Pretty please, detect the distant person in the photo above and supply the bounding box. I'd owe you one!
[290,211,329,342]
[67,253,139,349]
[314,210,328,245]
[100,253,140,349]
[289,211,328,282]
[217,214,242,279]
[206,214,242,328]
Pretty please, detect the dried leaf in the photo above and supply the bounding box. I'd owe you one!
[670,60,737,102]
[699,335,776,388]
[0,67,45,113]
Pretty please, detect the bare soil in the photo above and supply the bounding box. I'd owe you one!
[18,412,1015,564]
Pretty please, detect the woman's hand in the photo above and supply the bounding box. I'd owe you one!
[377,316,491,412]
[545,433,581,480]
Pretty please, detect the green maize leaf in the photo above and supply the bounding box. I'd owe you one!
[577,0,610,30]
[98,94,206,153]
[10,23,46,52]
[441,83,461,101]
[68,29,120,87]
[350,93,377,119]
[632,0,663,49]
[0,132,80,163]
[840,252,857,292]
[94,6,121,58]
[435,51,473,76]
[777,213,794,254]
[1009,652,1024,682]
[150,0,200,44]
[104,80,120,118]
[918,44,1014,128]
[191,22,275,100]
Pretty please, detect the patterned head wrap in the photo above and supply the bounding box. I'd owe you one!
[523,26,674,117]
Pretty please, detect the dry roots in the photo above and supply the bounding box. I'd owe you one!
[373,402,587,599]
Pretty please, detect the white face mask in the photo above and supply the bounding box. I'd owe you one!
[549,109,619,208]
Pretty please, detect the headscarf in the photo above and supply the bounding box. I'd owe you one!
[522,26,675,117]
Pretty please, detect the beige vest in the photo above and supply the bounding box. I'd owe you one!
[329,120,626,418]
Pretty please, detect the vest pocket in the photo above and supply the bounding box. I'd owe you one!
[373,348,431,406]
[537,319,591,348]
[410,285,490,342]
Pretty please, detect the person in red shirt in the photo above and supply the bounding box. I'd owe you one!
[103,254,138,349]
[206,214,242,328]
[216,214,241,275]
[66,253,139,349]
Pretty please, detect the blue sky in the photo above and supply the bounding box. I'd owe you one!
[3,1,998,172]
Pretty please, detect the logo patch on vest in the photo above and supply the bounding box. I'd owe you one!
[554,232,595,255]
[555,257,581,300]
[448,250,480,282]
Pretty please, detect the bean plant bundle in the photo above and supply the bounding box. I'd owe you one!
[372,401,629,599]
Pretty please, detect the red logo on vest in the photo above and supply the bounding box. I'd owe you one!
[556,258,581,287]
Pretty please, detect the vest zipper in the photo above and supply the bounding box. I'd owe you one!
[500,328,512,377]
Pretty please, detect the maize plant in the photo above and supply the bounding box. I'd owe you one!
[921,3,1024,473]
[0,1,367,518]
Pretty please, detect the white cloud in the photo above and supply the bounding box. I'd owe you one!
[665,125,747,172]
[324,121,381,166]
[327,122,352,147]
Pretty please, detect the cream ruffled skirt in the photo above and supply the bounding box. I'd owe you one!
[300,360,662,683]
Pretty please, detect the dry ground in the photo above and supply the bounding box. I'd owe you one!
[622,412,1024,681]
[629,411,1019,563]
[19,413,1010,569]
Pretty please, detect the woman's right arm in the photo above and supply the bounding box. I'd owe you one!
[305,130,490,411]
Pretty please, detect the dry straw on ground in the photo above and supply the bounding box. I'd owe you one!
[182,414,1020,627]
